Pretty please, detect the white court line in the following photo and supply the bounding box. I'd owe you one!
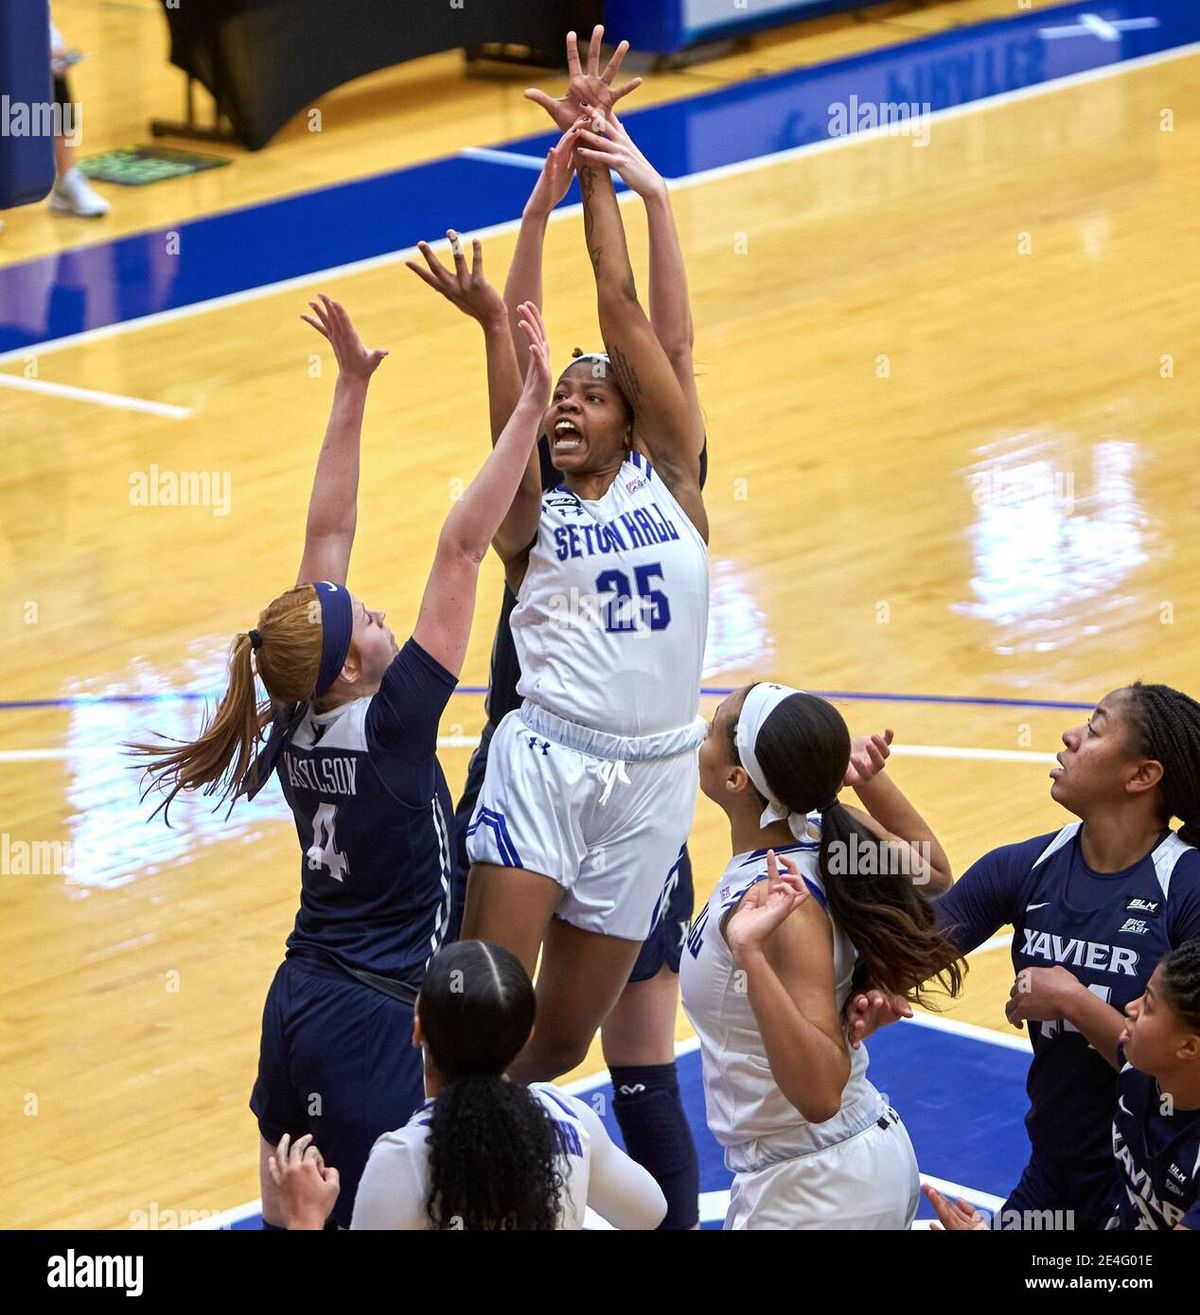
[0,371,192,418]
[891,745,1057,765]
[4,37,1198,371]
[901,1009,1030,1053]
[0,740,1058,764]
[459,145,551,170]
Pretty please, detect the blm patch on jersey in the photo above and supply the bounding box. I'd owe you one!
[1125,897,1160,916]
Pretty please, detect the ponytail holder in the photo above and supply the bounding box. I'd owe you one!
[817,796,840,812]
[248,628,263,650]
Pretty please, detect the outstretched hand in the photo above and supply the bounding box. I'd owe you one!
[725,849,808,965]
[525,124,583,218]
[406,230,506,325]
[525,25,642,134]
[573,110,664,200]
[301,294,388,381]
[514,300,551,411]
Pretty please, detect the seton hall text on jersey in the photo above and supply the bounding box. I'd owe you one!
[552,502,681,560]
[1021,928,1138,975]
[283,751,359,796]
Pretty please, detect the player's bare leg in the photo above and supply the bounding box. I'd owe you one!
[509,919,642,1082]
[462,861,562,976]
[601,966,678,1065]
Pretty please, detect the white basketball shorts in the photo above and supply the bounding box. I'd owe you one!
[725,1108,920,1230]
[464,702,703,941]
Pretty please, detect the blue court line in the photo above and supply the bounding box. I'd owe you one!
[0,688,1094,713]
[0,0,1195,354]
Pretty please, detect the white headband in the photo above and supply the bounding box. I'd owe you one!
[735,683,835,841]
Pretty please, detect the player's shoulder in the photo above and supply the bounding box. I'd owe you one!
[975,828,1074,878]
[529,1081,590,1124]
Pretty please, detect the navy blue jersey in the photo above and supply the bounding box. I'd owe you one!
[277,637,457,983]
[1109,1046,1200,1230]
[485,436,707,725]
[936,824,1200,1165]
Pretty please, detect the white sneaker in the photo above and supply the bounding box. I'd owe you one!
[50,167,110,218]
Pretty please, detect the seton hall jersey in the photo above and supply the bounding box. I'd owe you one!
[935,824,1200,1166]
[511,452,708,738]
[1108,1049,1200,1230]
[277,638,457,984]
[679,842,884,1164]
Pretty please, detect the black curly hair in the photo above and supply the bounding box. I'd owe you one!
[1123,683,1200,847]
[420,940,566,1230]
[1159,939,1200,1033]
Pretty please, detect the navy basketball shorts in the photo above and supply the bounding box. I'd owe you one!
[629,844,695,982]
[1000,1150,1120,1231]
[250,953,425,1229]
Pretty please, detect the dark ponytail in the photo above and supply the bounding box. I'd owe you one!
[1159,939,1200,1033]
[1124,683,1200,847]
[748,693,964,1006]
[419,941,565,1230]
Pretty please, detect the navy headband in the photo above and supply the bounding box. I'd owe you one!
[313,581,354,698]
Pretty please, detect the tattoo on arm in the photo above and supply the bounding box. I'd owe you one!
[607,342,643,412]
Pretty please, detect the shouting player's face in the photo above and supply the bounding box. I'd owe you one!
[545,361,632,472]
[1051,689,1165,819]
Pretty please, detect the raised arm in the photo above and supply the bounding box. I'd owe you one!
[407,235,541,566]
[410,304,551,676]
[570,109,704,450]
[724,853,852,1125]
[505,132,576,382]
[572,127,706,535]
[295,296,388,586]
[839,729,953,893]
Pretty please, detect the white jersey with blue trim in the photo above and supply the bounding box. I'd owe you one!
[349,1082,666,1230]
[511,453,708,738]
[680,841,884,1163]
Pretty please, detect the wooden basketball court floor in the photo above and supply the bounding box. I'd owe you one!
[1,0,1198,1227]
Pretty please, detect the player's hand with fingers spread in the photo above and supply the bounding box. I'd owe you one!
[843,728,893,788]
[406,230,506,325]
[268,1132,341,1230]
[524,26,642,134]
[922,1183,989,1230]
[573,110,665,201]
[1005,965,1076,1029]
[726,849,809,968]
[300,295,388,383]
[844,988,913,1051]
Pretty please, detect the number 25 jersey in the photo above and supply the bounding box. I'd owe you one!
[511,453,709,738]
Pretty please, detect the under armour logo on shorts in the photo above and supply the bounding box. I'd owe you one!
[527,736,551,755]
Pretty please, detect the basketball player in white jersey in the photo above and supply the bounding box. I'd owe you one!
[267,941,666,1230]
[455,93,710,1082]
[680,683,965,1228]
